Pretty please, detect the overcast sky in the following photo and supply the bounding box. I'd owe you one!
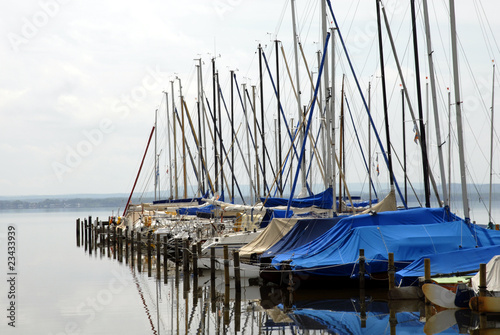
[1,0,499,201]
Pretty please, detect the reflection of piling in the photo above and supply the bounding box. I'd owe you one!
[223,245,230,305]
[389,309,397,335]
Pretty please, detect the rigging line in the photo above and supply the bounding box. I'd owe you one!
[344,95,379,199]
[326,0,407,209]
[422,225,437,254]
[286,31,330,216]
[472,0,494,61]
[476,0,500,59]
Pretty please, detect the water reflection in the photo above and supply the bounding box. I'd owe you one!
[80,225,500,335]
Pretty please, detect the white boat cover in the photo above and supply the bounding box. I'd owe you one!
[471,255,500,293]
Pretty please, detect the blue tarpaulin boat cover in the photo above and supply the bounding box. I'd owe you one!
[271,207,459,267]
[277,219,500,278]
[261,187,334,209]
[177,203,215,216]
[395,245,500,286]
[260,216,346,263]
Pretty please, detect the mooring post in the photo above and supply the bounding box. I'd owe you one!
[223,245,230,310]
[147,232,152,277]
[130,230,135,267]
[479,263,487,297]
[163,236,168,284]
[183,240,189,271]
[359,249,365,289]
[106,223,110,257]
[156,234,161,279]
[210,246,216,313]
[113,226,117,260]
[76,218,80,247]
[89,223,93,256]
[233,250,241,292]
[192,244,198,277]
[388,252,395,290]
[174,239,180,265]
[124,227,129,264]
[137,232,142,272]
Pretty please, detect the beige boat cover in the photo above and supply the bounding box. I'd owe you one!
[471,255,500,293]
[239,218,298,262]
[360,188,397,214]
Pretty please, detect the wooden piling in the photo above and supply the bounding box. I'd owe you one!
[84,219,88,250]
[174,239,180,265]
[359,249,365,289]
[106,223,110,258]
[156,234,161,280]
[80,219,84,246]
[137,232,142,272]
[130,230,135,267]
[479,263,487,297]
[112,226,117,260]
[163,236,168,284]
[76,218,80,247]
[192,244,198,277]
[223,245,230,309]
[183,240,189,272]
[89,223,93,256]
[388,252,395,289]
[124,228,129,264]
[147,233,152,277]
[424,258,431,306]
[233,251,241,292]
[210,246,216,313]
[424,258,431,283]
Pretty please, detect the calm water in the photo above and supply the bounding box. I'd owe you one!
[0,207,495,334]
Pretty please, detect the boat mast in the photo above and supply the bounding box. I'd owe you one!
[331,27,337,213]
[489,62,495,225]
[410,0,431,207]
[171,81,178,199]
[321,0,332,196]
[368,82,372,207]
[242,82,254,204]
[275,39,283,197]
[422,0,448,207]
[196,61,203,197]
[230,70,235,202]
[178,77,187,199]
[291,0,308,196]
[376,0,394,188]
[212,58,219,195]
[449,0,470,222]
[154,108,158,201]
[164,91,173,200]
[258,44,267,196]
[252,85,260,200]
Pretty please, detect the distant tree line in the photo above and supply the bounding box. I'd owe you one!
[0,198,133,210]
